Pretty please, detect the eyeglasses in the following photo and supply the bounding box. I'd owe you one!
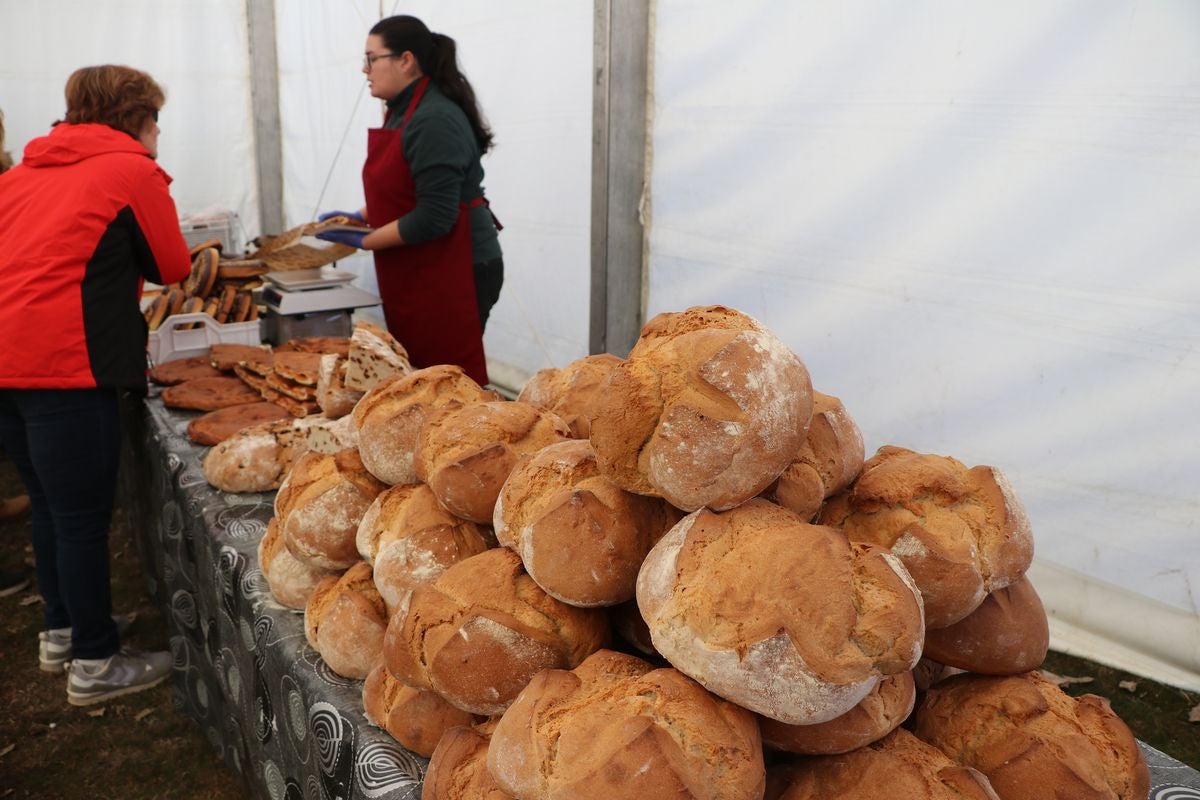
[151,109,159,122]
[363,52,400,70]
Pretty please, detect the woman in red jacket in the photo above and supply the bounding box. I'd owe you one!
[0,65,192,706]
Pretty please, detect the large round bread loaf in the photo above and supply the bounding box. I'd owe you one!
[759,670,916,755]
[819,446,1034,629]
[277,448,386,570]
[764,729,1001,800]
[422,720,512,800]
[304,562,387,679]
[762,391,864,521]
[383,548,609,716]
[589,305,813,511]
[202,416,332,493]
[356,482,493,614]
[353,364,493,485]
[493,439,682,607]
[414,401,572,524]
[636,498,925,724]
[487,649,765,800]
[922,575,1049,675]
[257,517,339,609]
[517,353,622,439]
[913,671,1150,800]
[362,662,478,757]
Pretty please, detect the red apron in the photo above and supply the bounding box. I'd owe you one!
[363,76,489,385]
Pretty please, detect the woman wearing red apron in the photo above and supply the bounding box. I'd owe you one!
[317,15,503,386]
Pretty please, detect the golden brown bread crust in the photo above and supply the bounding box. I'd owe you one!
[493,439,683,607]
[316,354,362,420]
[161,376,263,411]
[818,446,1034,629]
[765,729,1001,800]
[422,720,513,800]
[186,401,291,446]
[344,321,412,393]
[216,258,268,279]
[361,663,478,757]
[759,671,916,755]
[275,336,352,356]
[258,517,339,609]
[201,416,328,493]
[589,305,813,511]
[144,293,170,331]
[184,247,219,298]
[763,391,865,521]
[487,649,765,800]
[414,400,572,524]
[636,498,925,725]
[273,351,324,386]
[913,671,1150,800]
[383,548,609,716]
[304,562,387,679]
[148,354,224,386]
[922,575,1049,675]
[210,343,271,371]
[516,353,622,439]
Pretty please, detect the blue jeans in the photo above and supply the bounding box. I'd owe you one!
[0,388,121,659]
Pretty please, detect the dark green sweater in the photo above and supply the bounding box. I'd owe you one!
[385,81,502,263]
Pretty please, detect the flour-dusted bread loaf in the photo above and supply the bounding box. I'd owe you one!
[277,448,387,570]
[637,498,925,724]
[304,562,387,679]
[415,401,573,524]
[589,305,813,511]
[353,364,493,486]
[488,649,765,800]
[517,353,622,439]
[923,575,1048,675]
[316,354,363,419]
[765,729,1001,800]
[819,446,1034,629]
[202,416,332,493]
[762,391,865,521]
[258,517,339,610]
[759,671,916,755]
[383,548,609,716]
[914,671,1149,800]
[362,662,478,757]
[356,482,493,614]
[343,320,413,393]
[494,439,682,607]
[423,720,513,800]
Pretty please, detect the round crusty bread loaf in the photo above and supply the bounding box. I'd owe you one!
[819,445,1034,629]
[493,439,682,607]
[636,498,925,725]
[304,561,388,679]
[487,649,765,800]
[353,365,493,486]
[762,391,864,521]
[913,671,1150,800]
[202,415,332,493]
[257,517,339,610]
[517,353,622,439]
[414,400,572,524]
[356,482,493,614]
[277,448,387,571]
[422,719,512,800]
[588,305,813,511]
[383,548,609,716]
[362,662,478,758]
[922,575,1049,675]
[765,728,1001,800]
[759,670,916,755]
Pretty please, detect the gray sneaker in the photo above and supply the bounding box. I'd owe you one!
[39,613,138,673]
[66,647,172,706]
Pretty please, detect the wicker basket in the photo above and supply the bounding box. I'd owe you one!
[249,226,357,271]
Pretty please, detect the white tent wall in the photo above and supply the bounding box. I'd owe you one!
[0,1,262,244]
[647,0,1200,686]
[272,1,595,389]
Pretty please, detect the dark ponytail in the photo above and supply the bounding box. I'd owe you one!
[370,15,494,153]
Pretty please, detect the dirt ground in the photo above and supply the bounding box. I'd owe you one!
[0,456,1196,800]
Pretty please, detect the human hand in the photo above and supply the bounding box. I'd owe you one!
[317,209,365,224]
[315,229,368,249]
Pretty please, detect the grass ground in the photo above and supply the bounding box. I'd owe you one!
[0,457,1196,799]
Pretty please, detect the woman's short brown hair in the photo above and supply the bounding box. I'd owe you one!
[63,65,164,139]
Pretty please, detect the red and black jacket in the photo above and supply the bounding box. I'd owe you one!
[0,123,191,392]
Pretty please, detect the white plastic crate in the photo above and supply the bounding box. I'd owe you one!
[148,312,261,365]
[180,212,240,255]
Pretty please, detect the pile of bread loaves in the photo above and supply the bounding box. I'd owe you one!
[186,307,1148,800]
[143,240,267,331]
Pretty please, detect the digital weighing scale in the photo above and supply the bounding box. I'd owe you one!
[259,267,381,344]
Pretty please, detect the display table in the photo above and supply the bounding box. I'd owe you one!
[119,393,1200,800]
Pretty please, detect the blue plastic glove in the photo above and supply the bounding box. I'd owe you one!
[315,228,368,249]
[317,209,365,224]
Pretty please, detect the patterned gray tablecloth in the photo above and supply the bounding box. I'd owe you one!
[120,393,426,800]
[119,394,1198,800]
